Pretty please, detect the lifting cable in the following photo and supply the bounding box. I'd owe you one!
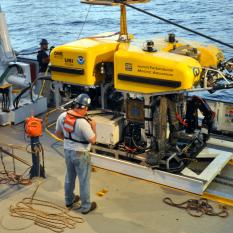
[77,4,92,39]
[163,197,229,218]
[115,0,233,50]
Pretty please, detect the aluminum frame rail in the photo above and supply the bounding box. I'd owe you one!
[91,147,232,194]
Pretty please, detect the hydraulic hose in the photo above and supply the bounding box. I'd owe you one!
[13,85,31,109]
[12,75,51,109]
[0,64,23,84]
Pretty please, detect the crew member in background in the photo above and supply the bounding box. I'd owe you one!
[37,39,50,73]
[37,38,55,106]
[55,94,97,214]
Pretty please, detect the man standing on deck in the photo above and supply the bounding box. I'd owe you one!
[55,94,97,214]
[37,38,55,106]
[37,39,50,73]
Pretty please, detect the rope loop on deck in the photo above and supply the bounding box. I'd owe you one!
[163,197,229,218]
[1,182,84,232]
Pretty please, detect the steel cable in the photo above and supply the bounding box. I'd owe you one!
[116,0,233,50]
[77,4,92,39]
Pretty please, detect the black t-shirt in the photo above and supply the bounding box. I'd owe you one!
[37,50,49,73]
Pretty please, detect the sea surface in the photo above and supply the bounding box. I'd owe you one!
[1,0,233,101]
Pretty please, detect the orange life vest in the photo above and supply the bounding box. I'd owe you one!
[63,110,89,144]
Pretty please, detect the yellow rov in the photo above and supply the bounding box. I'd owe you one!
[50,0,224,94]
[47,0,233,197]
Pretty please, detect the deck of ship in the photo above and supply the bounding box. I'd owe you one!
[0,123,233,233]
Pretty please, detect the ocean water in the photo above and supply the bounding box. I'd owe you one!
[1,0,233,101]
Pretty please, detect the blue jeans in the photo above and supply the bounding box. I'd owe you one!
[64,149,91,212]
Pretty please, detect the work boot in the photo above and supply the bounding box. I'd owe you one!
[66,195,80,209]
[81,202,97,214]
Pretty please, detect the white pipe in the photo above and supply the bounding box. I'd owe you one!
[7,75,30,87]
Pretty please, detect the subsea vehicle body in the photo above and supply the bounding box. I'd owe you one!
[50,0,233,172]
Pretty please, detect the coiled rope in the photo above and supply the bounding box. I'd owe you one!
[163,197,229,218]
[0,181,84,233]
[0,143,85,232]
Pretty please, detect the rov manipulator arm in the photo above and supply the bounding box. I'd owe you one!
[203,58,233,93]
